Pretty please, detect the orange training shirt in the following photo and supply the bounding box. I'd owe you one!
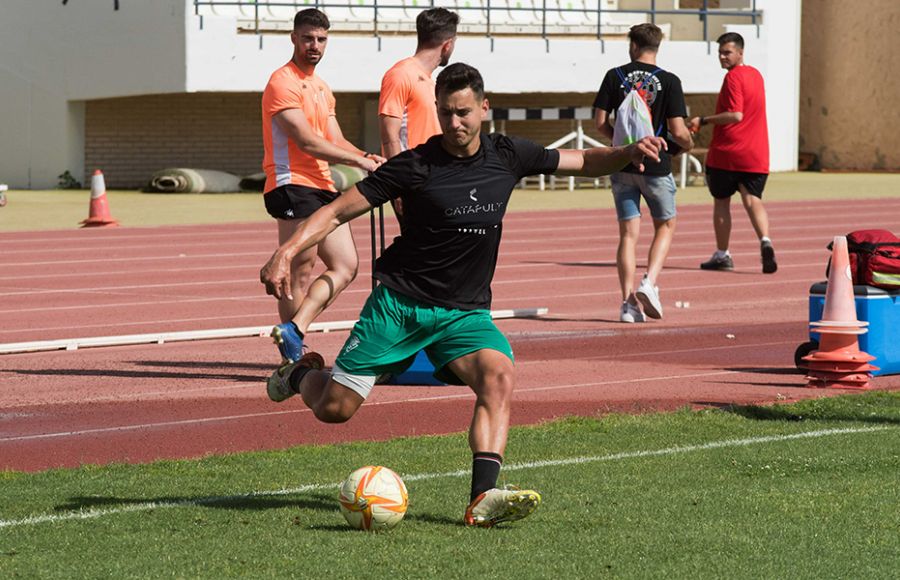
[262,61,337,193]
[378,57,440,151]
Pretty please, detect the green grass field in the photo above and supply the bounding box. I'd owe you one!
[2,392,898,578]
[3,172,900,231]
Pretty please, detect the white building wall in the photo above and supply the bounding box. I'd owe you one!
[0,0,799,189]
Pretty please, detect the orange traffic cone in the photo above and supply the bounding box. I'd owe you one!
[802,236,877,388]
[80,170,119,228]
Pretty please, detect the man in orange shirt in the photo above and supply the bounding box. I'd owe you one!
[378,7,458,223]
[262,9,384,363]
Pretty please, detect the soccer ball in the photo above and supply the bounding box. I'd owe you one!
[338,465,408,531]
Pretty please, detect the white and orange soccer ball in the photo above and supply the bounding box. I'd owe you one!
[338,465,408,531]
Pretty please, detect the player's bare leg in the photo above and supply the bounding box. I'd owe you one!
[448,348,515,456]
[739,185,777,273]
[645,216,676,285]
[449,349,541,527]
[272,220,358,362]
[277,218,317,323]
[617,217,641,303]
[267,361,364,424]
[292,222,359,334]
[302,376,364,423]
[739,186,770,240]
[712,196,732,252]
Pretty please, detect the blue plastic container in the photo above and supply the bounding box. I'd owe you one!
[385,350,446,386]
[807,282,900,376]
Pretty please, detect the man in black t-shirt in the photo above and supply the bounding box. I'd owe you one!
[260,63,664,528]
[594,23,693,324]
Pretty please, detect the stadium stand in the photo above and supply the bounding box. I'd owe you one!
[197,0,663,36]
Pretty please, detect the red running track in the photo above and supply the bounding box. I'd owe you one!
[2,198,899,471]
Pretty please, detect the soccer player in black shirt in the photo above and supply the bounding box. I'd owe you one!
[260,63,664,527]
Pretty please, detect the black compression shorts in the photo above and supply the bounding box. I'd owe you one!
[706,166,768,200]
[263,184,339,220]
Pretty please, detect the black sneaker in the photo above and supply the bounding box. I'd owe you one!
[700,253,734,271]
[761,240,778,274]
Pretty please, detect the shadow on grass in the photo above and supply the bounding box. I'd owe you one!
[695,395,900,425]
[56,491,336,513]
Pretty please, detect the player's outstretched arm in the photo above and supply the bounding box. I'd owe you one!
[327,116,386,165]
[556,136,665,176]
[275,110,381,172]
[688,111,743,132]
[260,187,373,300]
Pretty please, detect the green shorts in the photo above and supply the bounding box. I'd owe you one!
[332,285,514,398]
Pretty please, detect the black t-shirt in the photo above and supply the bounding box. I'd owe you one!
[356,133,560,310]
[593,62,687,176]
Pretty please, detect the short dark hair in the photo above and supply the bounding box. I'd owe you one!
[717,32,744,49]
[628,23,663,52]
[417,8,459,47]
[294,8,330,30]
[435,63,484,100]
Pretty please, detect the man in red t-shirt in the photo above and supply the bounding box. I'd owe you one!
[689,32,777,274]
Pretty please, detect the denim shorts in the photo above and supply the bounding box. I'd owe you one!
[611,172,677,221]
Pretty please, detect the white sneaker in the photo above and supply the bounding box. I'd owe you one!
[635,275,663,319]
[619,301,645,323]
[464,487,541,528]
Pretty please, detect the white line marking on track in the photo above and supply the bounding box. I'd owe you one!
[0,369,761,438]
[0,425,891,529]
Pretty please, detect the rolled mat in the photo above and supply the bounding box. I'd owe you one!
[147,168,242,193]
[239,172,267,192]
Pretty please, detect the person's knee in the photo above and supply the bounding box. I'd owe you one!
[619,218,641,240]
[476,364,515,408]
[333,257,359,287]
[654,217,676,232]
[313,399,356,423]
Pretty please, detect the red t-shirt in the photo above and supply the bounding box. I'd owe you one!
[706,65,769,174]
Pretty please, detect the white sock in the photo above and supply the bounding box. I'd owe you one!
[714,249,730,259]
[760,236,771,244]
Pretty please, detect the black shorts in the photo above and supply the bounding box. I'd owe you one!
[263,184,339,220]
[706,166,768,199]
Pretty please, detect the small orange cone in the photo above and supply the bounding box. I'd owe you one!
[80,170,119,228]
[802,236,877,388]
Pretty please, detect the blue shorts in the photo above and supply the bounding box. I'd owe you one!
[611,173,677,222]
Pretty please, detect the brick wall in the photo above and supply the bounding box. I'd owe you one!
[85,92,369,189]
[85,90,714,189]
[800,0,899,169]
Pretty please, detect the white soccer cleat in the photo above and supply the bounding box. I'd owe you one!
[464,487,541,528]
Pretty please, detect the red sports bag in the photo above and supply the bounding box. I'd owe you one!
[826,229,900,289]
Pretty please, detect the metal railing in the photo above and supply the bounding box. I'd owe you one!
[192,0,761,43]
